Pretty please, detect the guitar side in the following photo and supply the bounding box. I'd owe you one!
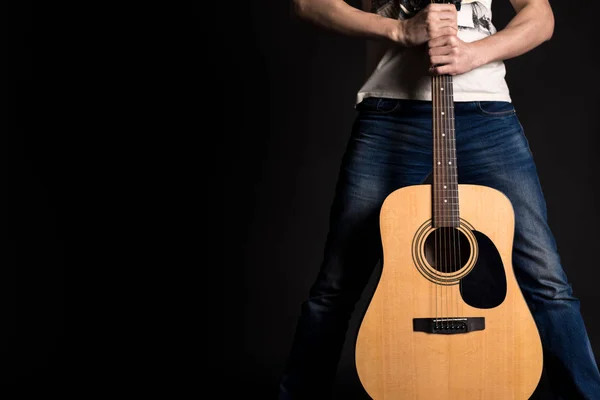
[355,184,543,399]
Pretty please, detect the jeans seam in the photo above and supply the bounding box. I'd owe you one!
[375,98,402,114]
[476,101,517,117]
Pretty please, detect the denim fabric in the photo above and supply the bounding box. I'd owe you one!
[278,98,600,399]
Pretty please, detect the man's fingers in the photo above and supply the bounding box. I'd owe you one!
[426,9,457,25]
[437,10,458,21]
[430,55,454,65]
[428,34,458,48]
[429,45,453,56]
[430,64,455,76]
[427,25,457,41]
[426,3,459,12]
[427,25,458,41]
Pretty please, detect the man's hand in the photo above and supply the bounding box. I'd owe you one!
[400,4,458,47]
[428,35,482,76]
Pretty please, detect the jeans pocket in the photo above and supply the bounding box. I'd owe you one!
[357,97,402,114]
[476,101,516,117]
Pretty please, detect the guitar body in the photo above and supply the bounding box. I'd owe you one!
[355,184,543,399]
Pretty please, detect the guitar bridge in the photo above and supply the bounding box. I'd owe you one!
[413,317,485,334]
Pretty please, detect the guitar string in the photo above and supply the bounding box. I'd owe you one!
[448,74,456,326]
[433,72,439,329]
[446,73,458,327]
[442,73,451,326]
[434,0,445,330]
[449,72,464,322]
[438,73,446,329]
[436,72,442,326]
[437,73,442,329]
[442,76,457,328]
[439,74,444,328]
[442,73,450,328]
[436,69,444,327]
[432,0,439,330]
[439,72,448,328]
[437,74,443,328]
[437,73,444,328]
[436,73,445,328]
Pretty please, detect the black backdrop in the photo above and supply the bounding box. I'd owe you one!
[8,0,600,396]
[217,0,600,398]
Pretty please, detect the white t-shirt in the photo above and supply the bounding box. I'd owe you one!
[357,0,511,104]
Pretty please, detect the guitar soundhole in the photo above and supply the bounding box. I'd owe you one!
[423,227,472,273]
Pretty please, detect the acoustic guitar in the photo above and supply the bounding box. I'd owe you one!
[354,1,544,398]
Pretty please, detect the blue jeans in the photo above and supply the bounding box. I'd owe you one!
[278,98,600,399]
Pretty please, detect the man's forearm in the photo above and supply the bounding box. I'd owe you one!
[293,0,402,44]
[471,1,554,67]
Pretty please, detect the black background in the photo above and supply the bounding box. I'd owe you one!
[7,0,65,385]
[8,0,600,397]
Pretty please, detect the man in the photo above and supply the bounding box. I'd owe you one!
[279,0,600,398]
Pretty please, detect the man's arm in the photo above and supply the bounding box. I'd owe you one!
[429,0,554,75]
[292,0,400,43]
[473,0,554,64]
[293,0,458,47]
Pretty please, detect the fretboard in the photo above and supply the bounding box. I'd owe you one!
[432,74,459,227]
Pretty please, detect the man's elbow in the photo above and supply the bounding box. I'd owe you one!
[542,5,555,41]
[293,0,312,19]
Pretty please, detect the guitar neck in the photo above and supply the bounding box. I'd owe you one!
[432,74,459,228]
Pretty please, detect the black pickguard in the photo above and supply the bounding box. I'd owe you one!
[460,230,507,309]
